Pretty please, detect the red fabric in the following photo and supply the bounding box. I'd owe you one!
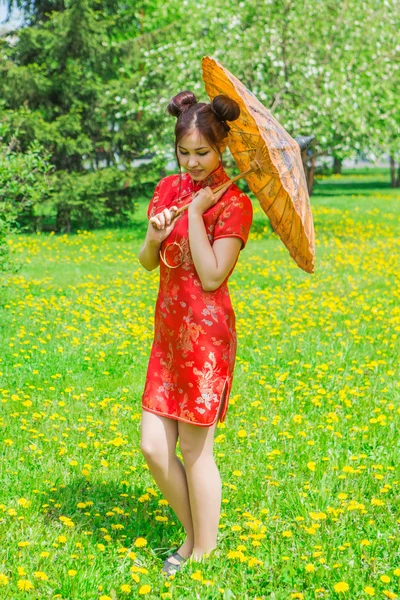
[141,161,253,427]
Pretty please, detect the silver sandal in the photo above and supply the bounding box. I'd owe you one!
[161,551,187,576]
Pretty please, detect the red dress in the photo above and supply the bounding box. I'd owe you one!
[141,161,253,427]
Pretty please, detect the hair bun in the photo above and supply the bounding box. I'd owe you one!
[210,94,240,124]
[167,90,198,118]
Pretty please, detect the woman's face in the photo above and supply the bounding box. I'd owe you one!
[177,129,224,180]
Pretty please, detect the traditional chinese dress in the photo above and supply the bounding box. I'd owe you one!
[141,161,253,427]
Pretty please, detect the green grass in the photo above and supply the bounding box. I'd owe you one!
[0,169,399,599]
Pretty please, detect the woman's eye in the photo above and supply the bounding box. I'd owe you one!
[180,152,208,156]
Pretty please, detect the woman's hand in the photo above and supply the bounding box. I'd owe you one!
[148,206,179,244]
[189,182,232,216]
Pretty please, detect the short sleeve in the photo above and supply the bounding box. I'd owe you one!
[213,192,253,250]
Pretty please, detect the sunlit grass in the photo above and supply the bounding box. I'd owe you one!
[0,169,399,599]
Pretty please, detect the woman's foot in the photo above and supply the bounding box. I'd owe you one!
[162,551,187,576]
[177,538,194,560]
[190,546,217,562]
[161,538,193,576]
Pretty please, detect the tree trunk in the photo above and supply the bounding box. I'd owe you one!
[301,151,315,195]
[307,153,315,194]
[390,156,396,187]
[333,156,342,174]
[396,162,400,188]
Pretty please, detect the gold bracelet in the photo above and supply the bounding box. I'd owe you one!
[159,241,184,268]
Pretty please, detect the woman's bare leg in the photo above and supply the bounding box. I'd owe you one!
[177,394,226,560]
[140,409,194,560]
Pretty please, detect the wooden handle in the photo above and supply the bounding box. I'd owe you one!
[174,165,255,217]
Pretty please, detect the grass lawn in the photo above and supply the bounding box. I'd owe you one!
[0,168,399,599]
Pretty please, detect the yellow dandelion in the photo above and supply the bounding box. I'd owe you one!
[282,530,292,537]
[383,592,398,599]
[248,557,263,567]
[0,574,9,586]
[291,594,304,599]
[381,575,391,583]
[17,498,31,508]
[99,596,113,600]
[305,564,315,572]
[227,550,247,562]
[232,470,242,476]
[131,573,140,583]
[134,537,147,548]
[57,535,67,543]
[120,584,131,593]
[360,539,371,546]
[309,512,327,520]
[307,462,316,471]
[191,571,203,581]
[371,498,384,506]
[334,581,349,593]
[33,571,48,580]
[364,586,375,596]
[393,569,400,576]
[139,585,151,595]
[68,570,77,577]
[17,541,30,548]
[40,551,50,558]
[237,430,247,437]
[17,580,34,591]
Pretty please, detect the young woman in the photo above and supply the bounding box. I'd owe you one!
[138,90,253,576]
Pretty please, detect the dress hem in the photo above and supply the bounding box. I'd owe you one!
[142,377,231,428]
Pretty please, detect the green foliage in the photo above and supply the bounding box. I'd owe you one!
[129,0,399,167]
[0,135,54,271]
[18,160,167,232]
[0,0,169,231]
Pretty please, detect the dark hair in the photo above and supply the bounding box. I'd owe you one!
[166,90,240,198]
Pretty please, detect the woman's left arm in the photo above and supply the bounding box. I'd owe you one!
[188,195,242,292]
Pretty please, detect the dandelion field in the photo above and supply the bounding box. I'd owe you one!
[0,169,399,599]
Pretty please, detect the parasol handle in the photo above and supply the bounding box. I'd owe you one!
[174,163,256,217]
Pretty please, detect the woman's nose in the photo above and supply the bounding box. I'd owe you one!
[187,156,199,167]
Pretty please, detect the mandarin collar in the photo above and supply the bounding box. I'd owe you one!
[187,162,230,192]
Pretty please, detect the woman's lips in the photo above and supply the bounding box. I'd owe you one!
[190,169,203,174]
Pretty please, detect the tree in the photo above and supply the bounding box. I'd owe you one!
[0,0,164,231]
[130,0,399,188]
[0,123,53,271]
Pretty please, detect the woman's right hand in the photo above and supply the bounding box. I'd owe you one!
[147,206,179,244]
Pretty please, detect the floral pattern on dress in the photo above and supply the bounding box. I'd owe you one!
[142,161,253,427]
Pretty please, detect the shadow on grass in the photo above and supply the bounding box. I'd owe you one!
[42,476,182,560]
[314,180,391,197]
